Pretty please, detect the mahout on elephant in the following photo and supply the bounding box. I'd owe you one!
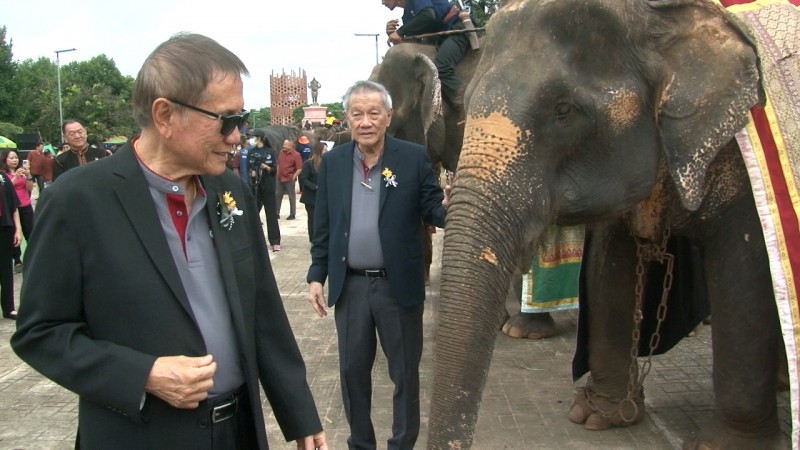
[429,0,798,449]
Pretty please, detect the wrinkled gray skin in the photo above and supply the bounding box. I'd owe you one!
[249,125,301,152]
[312,127,351,147]
[370,40,558,339]
[430,0,790,449]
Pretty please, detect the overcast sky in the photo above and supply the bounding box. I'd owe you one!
[4,0,399,109]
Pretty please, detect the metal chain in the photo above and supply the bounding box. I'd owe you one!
[583,225,674,423]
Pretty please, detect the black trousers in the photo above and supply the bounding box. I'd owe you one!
[13,204,34,264]
[435,33,470,106]
[208,386,258,450]
[253,179,281,246]
[304,204,315,242]
[0,227,15,316]
[335,274,424,450]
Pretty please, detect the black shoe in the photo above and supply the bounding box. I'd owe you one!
[287,215,296,220]
[3,311,17,320]
[13,263,22,274]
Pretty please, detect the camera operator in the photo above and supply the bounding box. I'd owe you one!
[248,130,281,251]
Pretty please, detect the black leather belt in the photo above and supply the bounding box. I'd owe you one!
[210,385,245,424]
[348,268,387,278]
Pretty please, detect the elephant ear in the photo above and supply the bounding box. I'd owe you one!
[653,1,763,210]
[413,53,443,139]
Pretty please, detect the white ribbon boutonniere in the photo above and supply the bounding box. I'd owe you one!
[382,167,398,188]
[218,191,244,230]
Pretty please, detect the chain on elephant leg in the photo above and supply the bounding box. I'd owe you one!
[568,377,645,430]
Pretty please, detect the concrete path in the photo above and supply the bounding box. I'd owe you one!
[0,197,791,449]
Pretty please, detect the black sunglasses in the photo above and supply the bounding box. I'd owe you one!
[168,98,249,136]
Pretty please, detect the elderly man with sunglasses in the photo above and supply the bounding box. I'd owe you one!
[12,33,328,450]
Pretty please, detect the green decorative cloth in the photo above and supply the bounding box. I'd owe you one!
[521,225,584,313]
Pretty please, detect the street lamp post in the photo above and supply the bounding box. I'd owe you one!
[354,33,380,66]
[55,48,76,138]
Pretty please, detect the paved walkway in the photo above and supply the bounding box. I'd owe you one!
[0,197,791,449]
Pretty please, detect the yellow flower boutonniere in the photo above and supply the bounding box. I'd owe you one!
[218,191,244,230]
[382,167,398,188]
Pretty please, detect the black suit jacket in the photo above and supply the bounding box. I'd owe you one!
[307,135,445,307]
[12,144,322,449]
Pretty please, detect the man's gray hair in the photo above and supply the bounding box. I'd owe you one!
[342,80,393,111]
[132,33,249,127]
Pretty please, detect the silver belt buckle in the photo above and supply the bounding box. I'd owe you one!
[211,398,238,423]
[365,269,383,277]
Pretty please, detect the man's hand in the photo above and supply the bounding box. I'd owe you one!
[145,355,217,409]
[296,431,328,450]
[388,31,403,45]
[308,282,328,318]
[385,19,399,36]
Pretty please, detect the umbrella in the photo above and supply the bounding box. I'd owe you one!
[0,136,17,149]
[103,136,127,144]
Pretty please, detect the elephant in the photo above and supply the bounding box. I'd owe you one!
[311,127,351,147]
[371,39,569,338]
[429,0,798,449]
[249,125,301,152]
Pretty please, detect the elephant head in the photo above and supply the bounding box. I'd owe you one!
[429,0,761,447]
[369,41,481,171]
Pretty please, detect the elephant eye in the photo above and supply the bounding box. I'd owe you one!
[555,102,571,119]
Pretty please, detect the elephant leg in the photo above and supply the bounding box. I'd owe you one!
[685,198,785,449]
[502,275,557,339]
[569,222,644,430]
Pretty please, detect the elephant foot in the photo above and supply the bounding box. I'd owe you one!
[501,312,557,339]
[568,385,645,430]
[682,420,786,450]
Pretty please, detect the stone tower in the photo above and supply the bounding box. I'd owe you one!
[270,68,308,126]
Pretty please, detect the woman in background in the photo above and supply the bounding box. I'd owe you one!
[299,141,327,242]
[1,150,34,272]
[0,166,21,319]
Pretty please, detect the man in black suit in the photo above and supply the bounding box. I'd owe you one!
[12,33,328,450]
[52,119,107,181]
[307,80,447,449]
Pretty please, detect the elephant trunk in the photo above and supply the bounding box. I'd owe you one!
[428,117,546,449]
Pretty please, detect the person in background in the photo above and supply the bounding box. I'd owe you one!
[307,80,447,450]
[11,32,327,450]
[52,120,106,181]
[324,112,336,129]
[41,147,55,189]
[26,141,46,192]
[0,150,34,273]
[296,135,312,163]
[299,141,327,242]
[276,138,303,220]
[0,167,21,320]
[248,129,281,252]
[239,133,251,185]
[56,142,69,156]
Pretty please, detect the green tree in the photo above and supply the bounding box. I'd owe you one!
[249,107,271,128]
[0,122,23,138]
[0,27,18,122]
[464,0,500,27]
[13,57,60,142]
[59,57,137,143]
